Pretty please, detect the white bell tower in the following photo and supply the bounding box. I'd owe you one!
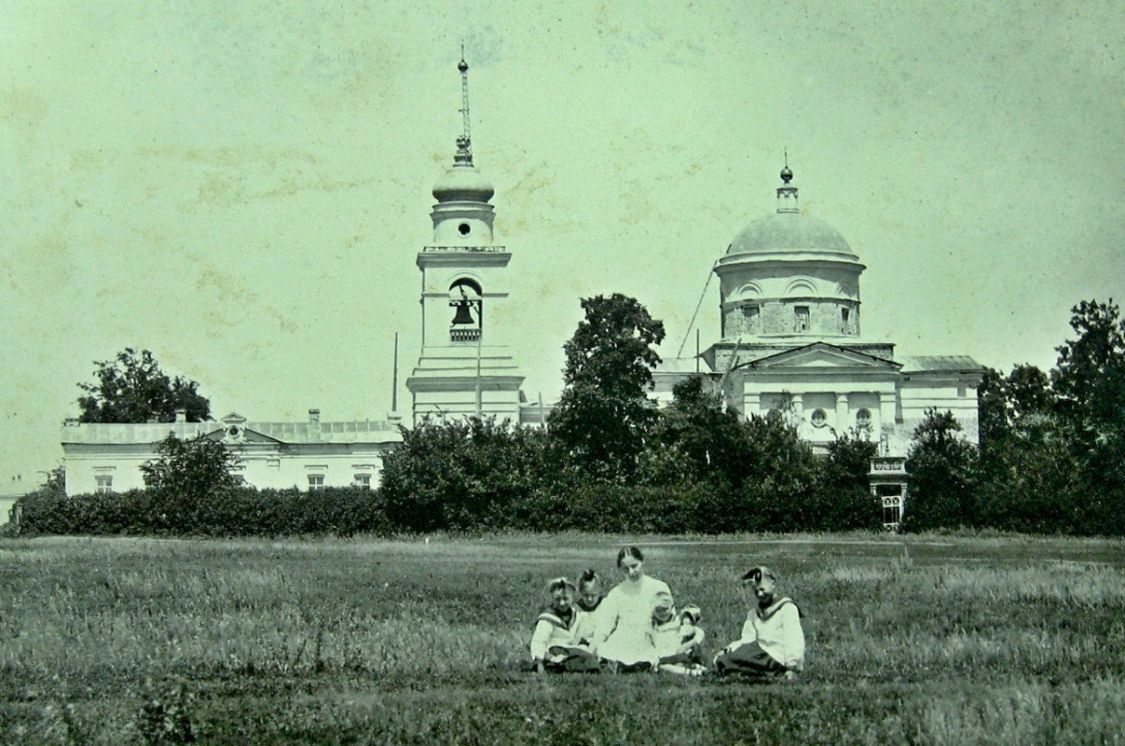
[405,55,525,424]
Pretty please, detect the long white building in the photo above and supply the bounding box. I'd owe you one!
[61,410,400,496]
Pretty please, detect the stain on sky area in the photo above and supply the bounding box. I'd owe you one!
[2,0,1125,481]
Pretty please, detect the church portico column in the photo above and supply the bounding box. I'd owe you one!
[879,391,897,430]
[791,392,804,432]
[835,393,849,430]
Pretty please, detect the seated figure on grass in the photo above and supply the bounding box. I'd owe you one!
[572,569,606,649]
[529,577,602,673]
[713,566,805,680]
[650,592,706,675]
[594,546,672,673]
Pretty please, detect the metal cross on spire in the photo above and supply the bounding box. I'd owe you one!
[456,43,473,162]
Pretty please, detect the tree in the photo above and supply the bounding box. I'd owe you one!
[548,294,665,478]
[380,417,550,531]
[643,376,747,487]
[140,434,241,523]
[734,411,821,532]
[1050,299,1125,534]
[810,433,882,532]
[902,409,978,531]
[77,348,210,423]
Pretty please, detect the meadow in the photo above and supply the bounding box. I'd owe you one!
[0,532,1123,745]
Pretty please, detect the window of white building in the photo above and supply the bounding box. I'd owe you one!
[95,475,114,494]
[742,305,759,334]
[353,473,372,489]
[810,408,827,428]
[856,408,872,427]
[308,474,325,491]
[841,307,850,333]
[794,306,810,332]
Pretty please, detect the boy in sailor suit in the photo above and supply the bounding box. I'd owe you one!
[713,566,805,679]
[530,577,602,673]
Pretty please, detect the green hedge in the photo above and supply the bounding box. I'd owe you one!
[15,486,390,537]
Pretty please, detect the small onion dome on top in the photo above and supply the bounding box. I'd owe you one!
[727,212,853,256]
[432,142,494,203]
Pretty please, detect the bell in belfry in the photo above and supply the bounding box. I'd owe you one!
[451,300,475,325]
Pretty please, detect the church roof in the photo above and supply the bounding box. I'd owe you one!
[736,341,901,371]
[432,162,494,203]
[898,356,984,373]
[654,357,708,374]
[727,211,854,257]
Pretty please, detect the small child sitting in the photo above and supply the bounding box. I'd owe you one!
[572,569,605,649]
[649,592,706,675]
[529,577,602,673]
[713,566,805,679]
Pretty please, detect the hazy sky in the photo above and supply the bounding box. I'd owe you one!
[3,0,1124,483]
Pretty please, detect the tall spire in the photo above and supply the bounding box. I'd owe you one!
[455,45,473,166]
[776,149,798,214]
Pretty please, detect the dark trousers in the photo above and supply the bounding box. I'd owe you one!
[713,642,787,677]
[659,644,704,667]
[543,646,603,673]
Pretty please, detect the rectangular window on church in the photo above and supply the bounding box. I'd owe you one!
[353,473,372,489]
[95,475,113,494]
[308,474,325,491]
[841,307,850,333]
[794,306,810,332]
[742,305,759,334]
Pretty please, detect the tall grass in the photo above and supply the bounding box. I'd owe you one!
[0,533,1122,744]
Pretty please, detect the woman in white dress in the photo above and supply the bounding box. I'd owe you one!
[592,546,670,672]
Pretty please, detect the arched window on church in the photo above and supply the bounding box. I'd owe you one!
[794,306,810,332]
[449,278,483,343]
[742,305,760,335]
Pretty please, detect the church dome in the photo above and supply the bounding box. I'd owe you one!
[432,162,494,203]
[728,212,852,256]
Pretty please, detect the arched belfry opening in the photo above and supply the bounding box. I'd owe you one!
[449,278,482,343]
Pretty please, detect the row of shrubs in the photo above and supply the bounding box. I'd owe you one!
[12,478,884,538]
[13,486,391,537]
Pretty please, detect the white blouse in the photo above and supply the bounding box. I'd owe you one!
[594,575,671,665]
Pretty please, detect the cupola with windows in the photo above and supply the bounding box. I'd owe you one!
[714,157,866,341]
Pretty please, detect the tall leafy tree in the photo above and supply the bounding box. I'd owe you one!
[548,294,665,478]
[77,348,210,423]
[1051,299,1125,533]
[903,409,978,531]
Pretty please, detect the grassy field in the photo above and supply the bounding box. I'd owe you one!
[0,532,1123,745]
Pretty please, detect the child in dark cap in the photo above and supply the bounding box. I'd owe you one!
[713,566,805,679]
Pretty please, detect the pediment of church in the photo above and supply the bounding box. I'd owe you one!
[738,342,901,372]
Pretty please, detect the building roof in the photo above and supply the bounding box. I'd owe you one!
[898,356,985,373]
[432,161,494,203]
[251,420,403,444]
[653,357,708,374]
[727,211,855,257]
[61,419,402,445]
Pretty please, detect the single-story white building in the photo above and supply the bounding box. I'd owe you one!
[61,410,402,497]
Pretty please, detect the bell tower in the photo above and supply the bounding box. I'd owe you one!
[405,54,525,424]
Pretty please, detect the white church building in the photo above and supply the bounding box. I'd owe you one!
[59,58,981,503]
[654,161,983,458]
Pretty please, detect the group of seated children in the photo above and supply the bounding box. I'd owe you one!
[529,565,804,678]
